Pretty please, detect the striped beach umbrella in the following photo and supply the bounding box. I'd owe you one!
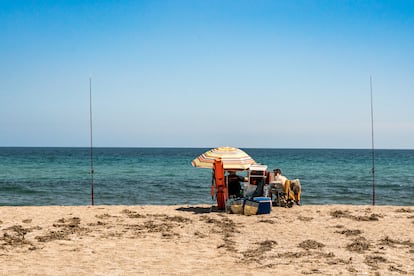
[191,146,256,170]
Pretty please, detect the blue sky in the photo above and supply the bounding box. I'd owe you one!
[1,0,413,148]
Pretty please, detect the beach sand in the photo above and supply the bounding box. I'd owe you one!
[1,205,413,275]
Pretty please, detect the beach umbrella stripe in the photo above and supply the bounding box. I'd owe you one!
[191,146,256,170]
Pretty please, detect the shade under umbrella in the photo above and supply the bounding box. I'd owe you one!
[191,146,256,170]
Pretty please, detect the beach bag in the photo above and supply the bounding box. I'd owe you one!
[230,199,244,214]
[244,200,259,216]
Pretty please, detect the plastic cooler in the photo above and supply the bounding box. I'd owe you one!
[253,197,272,214]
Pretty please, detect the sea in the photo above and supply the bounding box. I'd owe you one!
[0,147,413,206]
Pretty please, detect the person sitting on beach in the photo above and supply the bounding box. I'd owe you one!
[274,168,287,188]
[274,168,301,205]
[226,170,245,198]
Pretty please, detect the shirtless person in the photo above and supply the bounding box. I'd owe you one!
[274,168,301,205]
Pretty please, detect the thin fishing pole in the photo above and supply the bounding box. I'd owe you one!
[370,76,375,206]
[89,77,94,206]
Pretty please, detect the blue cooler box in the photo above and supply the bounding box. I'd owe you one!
[253,197,272,214]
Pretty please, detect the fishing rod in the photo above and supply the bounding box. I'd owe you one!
[89,77,95,206]
[370,76,375,206]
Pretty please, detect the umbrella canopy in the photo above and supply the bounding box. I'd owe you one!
[191,146,256,170]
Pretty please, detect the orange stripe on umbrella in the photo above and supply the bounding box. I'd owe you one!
[191,146,256,170]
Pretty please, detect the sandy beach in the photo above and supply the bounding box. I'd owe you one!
[1,204,413,275]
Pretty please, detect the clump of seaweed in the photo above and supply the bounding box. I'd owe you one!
[364,255,387,270]
[330,210,352,219]
[330,210,382,221]
[395,208,414,213]
[346,237,371,253]
[335,229,362,237]
[0,225,33,247]
[298,239,325,250]
[241,240,278,262]
[35,217,87,242]
[121,209,146,219]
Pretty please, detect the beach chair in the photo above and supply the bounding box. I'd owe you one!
[270,178,302,207]
[270,182,294,208]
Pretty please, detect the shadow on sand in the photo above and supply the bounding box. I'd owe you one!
[176,206,222,214]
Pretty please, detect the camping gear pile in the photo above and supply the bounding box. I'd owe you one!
[192,147,301,215]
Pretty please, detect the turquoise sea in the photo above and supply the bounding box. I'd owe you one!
[0,148,413,206]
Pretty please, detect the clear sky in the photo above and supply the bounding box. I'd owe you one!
[1,0,413,149]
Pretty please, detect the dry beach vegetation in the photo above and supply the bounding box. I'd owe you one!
[1,205,413,275]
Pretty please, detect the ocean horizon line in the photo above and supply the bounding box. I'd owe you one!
[0,146,413,151]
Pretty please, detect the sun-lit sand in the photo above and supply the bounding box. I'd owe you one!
[1,204,413,275]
